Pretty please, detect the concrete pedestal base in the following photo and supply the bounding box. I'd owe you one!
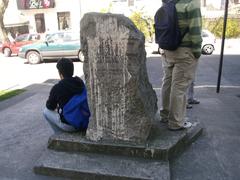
[34,121,202,180]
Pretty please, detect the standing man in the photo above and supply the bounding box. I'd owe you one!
[160,0,202,130]
[187,80,200,105]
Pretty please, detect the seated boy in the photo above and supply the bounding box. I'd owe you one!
[43,58,87,134]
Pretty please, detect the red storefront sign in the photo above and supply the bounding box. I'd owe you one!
[17,0,55,10]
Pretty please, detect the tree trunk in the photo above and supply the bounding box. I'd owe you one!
[0,0,9,43]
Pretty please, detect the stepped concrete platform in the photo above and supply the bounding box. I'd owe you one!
[47,121,202,161]
[34,121,203,179]
[34,150,170,180]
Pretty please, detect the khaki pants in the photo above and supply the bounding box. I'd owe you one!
[160,47,198,129]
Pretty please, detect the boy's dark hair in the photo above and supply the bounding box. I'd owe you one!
[56,58,74,78]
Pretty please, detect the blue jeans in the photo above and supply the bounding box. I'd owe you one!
[43,107,77,133]
[187,80,195,101]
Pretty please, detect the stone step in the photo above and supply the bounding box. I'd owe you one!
[47,121,203,161]
[34,149,170,180]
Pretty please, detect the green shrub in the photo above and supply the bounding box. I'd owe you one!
[0,89,25,101]
[129,11,154,42]
[203,18,240,38]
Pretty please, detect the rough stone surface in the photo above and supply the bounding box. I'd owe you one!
[80,13,158,143]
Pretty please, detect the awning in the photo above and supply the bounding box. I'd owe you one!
[4,21,29,28]
[3,4,29,28]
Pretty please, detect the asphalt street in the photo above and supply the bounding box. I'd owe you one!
[146,52,240,180]
[1,49,239,91]
[0,55,84,91]
[147,54,240,89]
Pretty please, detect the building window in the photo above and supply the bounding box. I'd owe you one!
[128,0,134,6]
[202,0,207,7]
[57,12,71,30]
[35,13,46,33]
[234,0,240,4]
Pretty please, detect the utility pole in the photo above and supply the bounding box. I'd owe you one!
[217,0,229,93]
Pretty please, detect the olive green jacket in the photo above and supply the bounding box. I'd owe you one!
[176,0,203,58]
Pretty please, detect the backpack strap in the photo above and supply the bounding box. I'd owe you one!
[173,0,189,41]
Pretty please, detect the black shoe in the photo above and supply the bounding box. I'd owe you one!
[160,118,168,123]
[188,99,200,105]
[186,104,193,109]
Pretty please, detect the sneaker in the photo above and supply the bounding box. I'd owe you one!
[186,104,193,109]
[168,121,192,131]
[188,99,200,104]
[160,118,168,123]
[183,121,192,128]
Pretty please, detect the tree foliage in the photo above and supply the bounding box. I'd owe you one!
[203,17,240,38]
[0,0,10,42]
[129,11,154,42]
[100,2,113,13]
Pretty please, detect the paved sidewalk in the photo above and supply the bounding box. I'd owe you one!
[171,87,240,180]
[0,80,239,179]
[0,82,66,180]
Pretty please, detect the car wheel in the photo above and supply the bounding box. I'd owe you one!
[27,51,41,64]
[78,50,84,62]
[202,44,214,55]
[3,48,11,57]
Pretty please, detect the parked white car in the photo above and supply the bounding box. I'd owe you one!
[201,29,216,55]
[151,29,216,55]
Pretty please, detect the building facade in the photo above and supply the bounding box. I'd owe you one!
[108,0,161,16]
[5,0,158,35]
[18,0,81,33]
[201,0,240,18]
[3,0,240,36]
[4,0,82,34]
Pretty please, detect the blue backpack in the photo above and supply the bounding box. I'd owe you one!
[154,0,185,51]
[63,85,91,130]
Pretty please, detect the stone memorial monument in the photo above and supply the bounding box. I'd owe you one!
[34,13,202,180]
[80,12,158,143]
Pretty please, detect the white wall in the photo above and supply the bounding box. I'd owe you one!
[22,9,58,33]
[4,0,27,26]
[20,0,81,33]
[109,0,161,17]
[130,0,161,16]
[206,0,222,9]
[80,0,162,17]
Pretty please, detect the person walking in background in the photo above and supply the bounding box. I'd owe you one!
[187,80,200,105]
[186,80,200,109]
[62,17,69,30]
[160,0,202,130]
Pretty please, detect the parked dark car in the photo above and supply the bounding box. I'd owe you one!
[18,31,83,64]
[0,33,41,57]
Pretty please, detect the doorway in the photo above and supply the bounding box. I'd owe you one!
[35,13,46,33]
[57,12,71,30]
